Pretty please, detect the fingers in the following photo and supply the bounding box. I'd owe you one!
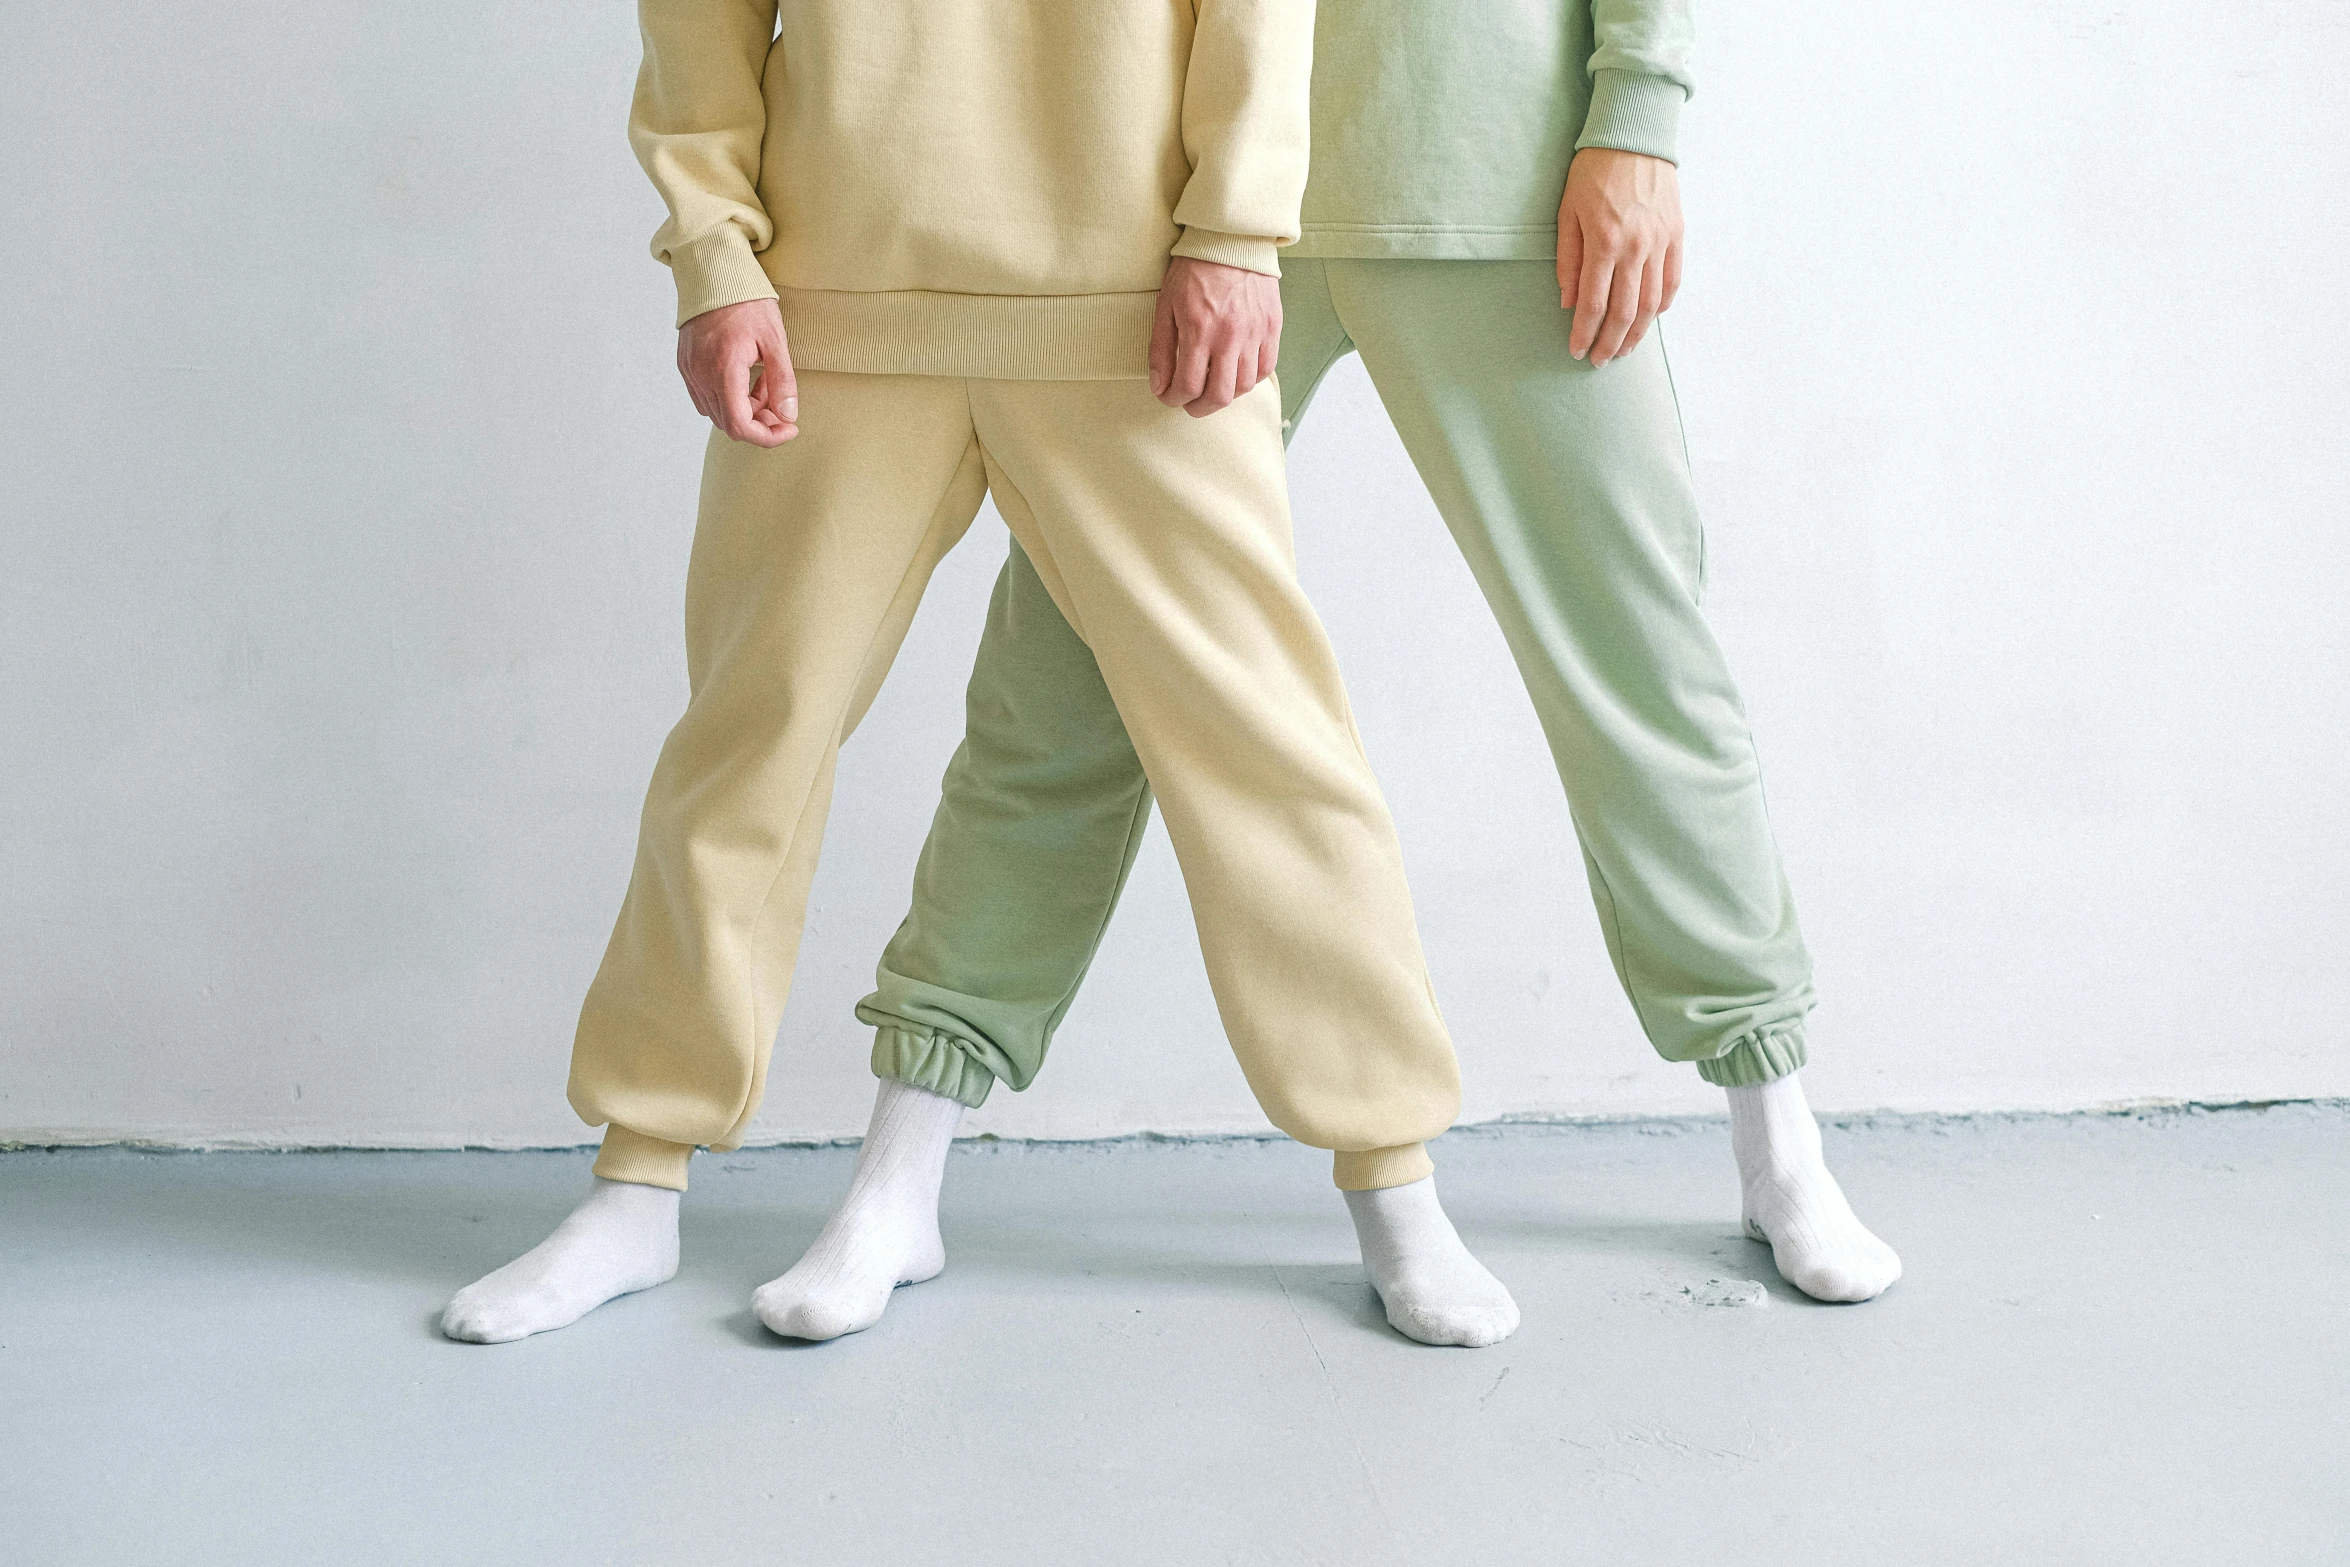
[1569,231,1614,360]
[678,337,714,423]
[675,300,797,445]
[1156,257,1280,415]
[1165,321,1213,410]
[1617,253,1667,359]
[714,338,768,443]
[1184,341,1243,418]
[1149,290,1179,400]
[1557,217,1584,311]
[1661,231,1685,313]
[1588,259,1645,365]
[746,323,798,445]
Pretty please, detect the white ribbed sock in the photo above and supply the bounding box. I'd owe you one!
[753,1079,962,1341]
[438,1176,681,1343]
[1344,1176,1520,1347]
[1728,1072,1902,1302]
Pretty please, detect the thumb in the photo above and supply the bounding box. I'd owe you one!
[761,323,798,427]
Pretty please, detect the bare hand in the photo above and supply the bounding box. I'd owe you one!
[677,298,797,445]
[1557,148,1685,367]
[1149,256,1282,417]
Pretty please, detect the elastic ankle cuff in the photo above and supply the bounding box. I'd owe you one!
[871,1024,998,1109]
[593,1125,696,1191]
[1333,1143,1433,1192]
[1694,1025,1809,1088]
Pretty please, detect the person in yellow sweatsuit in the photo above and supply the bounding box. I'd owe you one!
[438,0,1521,1349]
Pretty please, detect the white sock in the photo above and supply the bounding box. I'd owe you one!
[439,1176,680,1343]
[753,1079,962,1341]
[1728,1072,1902,1302]
[1344,1176,1520,1347]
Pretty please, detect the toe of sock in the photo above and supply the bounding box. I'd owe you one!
[754,1285,881,1342]
[1387,1301,1519,1348]
[439,1302,529,1344]
[1383,1287,1521,1348]
[1786,1248,1902,1304]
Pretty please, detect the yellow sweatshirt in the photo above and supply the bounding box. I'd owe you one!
[629,0,1314,380]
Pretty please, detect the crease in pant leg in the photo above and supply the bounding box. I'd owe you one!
[717,436,989,1149]
[970,377,1462,1183]
[859,537,1161,1107]
[866,268,1364,1110]
[1653,321,1808,1091]
[1654,323,1706,596]
[1274,258,1356,442]
[1329,259,1814,1083]
[570,383,986,1174]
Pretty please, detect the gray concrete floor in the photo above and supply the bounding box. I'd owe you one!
[3,1105,2344,1565]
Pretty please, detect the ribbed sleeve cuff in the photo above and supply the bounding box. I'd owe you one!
[1170,227,1283,278]
[667,224,779,327]
[1576,69,1688,165]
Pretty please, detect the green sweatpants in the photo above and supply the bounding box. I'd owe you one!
[859,257,1814,1105]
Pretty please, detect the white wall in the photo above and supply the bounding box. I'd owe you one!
[3,2,2345,1148]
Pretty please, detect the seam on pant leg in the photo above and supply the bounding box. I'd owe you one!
[720,434,988,1147]
[1651,330,1820,1053]
[1039,776,1156,1038]
[1280,259,1356,440]
[961,470,1156,1047]
[1280,342,1355,442]
[1654,322,1707,600]
[1576,826,1671,1052]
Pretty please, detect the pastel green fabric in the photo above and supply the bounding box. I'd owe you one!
[1293,0,1694,262]
[860,257,1814,1102]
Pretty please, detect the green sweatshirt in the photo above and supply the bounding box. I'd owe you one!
[1294,0,1694,261]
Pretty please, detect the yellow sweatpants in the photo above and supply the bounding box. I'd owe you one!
[568,372,1459,1192]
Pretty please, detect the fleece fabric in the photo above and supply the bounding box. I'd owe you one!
[859,259,1816,1107]
[1296,0,1694,260]
[573,373,1457,1195]
[627,0,1314,375]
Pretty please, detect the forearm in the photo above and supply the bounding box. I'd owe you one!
[1577,0,1695,165]
[1169,0,1316,277]
[628,0,782,325]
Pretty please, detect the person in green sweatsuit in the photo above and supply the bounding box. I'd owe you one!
[856,0,1905,1305]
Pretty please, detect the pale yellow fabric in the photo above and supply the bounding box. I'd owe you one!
[570,372,1458,1190]
[628,0,1316,373]
[594,1124,696,1191]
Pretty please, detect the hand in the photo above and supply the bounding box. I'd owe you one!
[677,298,797,445]
[1150,256,1282,417]
[1557,148,1685,367]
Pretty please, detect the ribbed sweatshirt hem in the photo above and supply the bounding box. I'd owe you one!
[777,287,1158,380]
[1290,225,1559,262]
